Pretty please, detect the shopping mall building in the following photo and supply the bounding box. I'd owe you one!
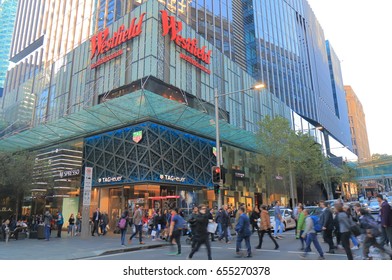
[0,0,356,225]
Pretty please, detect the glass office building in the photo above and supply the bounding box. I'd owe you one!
[0,0,18,88]
[0,0,354,214]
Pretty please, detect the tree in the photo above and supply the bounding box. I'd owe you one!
[256,116,294,202]
[256,116,329,204]
[0,151,36,219]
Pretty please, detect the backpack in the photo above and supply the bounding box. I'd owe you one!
[310,215,322,232]
[118,218,127,229]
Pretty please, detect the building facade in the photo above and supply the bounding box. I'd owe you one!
[0,0,353,216]
[0,0,18,88]
[345,85,371,162]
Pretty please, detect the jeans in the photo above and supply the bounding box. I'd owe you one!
[120,229,126,245]
[217,223,222,236]
[298,230,305,249]
[130,224,143,242]
[303,232,324,257]
[274,219,284,237]
[219,224,229,242]
[68,224,75,236]
[45,225,51,240]
[236,235,251,256]
[350,235,359,247]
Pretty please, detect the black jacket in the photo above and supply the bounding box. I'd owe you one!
[188,213,209,240]
[319,208,334,230]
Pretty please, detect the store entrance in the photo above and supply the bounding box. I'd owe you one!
[100,187,123,231]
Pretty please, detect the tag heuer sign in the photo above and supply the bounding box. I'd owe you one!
[133,131,143,143]
[59,169,80,178]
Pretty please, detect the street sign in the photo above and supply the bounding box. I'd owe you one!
[83,167,93,206]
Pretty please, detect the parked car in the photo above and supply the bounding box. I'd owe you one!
[267,208,296,231]
[366,200,380,214]
[304,206,323,216]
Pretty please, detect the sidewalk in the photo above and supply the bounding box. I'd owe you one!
[0,232,170,260]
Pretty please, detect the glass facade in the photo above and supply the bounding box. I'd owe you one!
[0,0,18,88]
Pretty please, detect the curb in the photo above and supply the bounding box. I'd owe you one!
[71,242,171,259]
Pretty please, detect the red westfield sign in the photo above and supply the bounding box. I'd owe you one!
[90,13,145,68]
[160,10,212,74]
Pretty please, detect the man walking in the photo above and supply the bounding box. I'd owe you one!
[44,210,52,241]
[92,207,101,236]
[300,209,325,260]
[319,201,335,253]
[273,201,284,239]
[235,206,252,258]
[377,194,392,248]
[218,205,230,244]
[129,205,144,244]
[168,208,184,256]
[187,204,212,260]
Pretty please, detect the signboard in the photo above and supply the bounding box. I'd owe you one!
[59,169,80,178]
[83,167,93,206]
[160,174,186,183]
[90,13,145,69]
[160,10,212,74]
[98,176,123,183]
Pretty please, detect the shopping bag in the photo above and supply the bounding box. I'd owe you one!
[207,222,218,233]
[151,230,157,238]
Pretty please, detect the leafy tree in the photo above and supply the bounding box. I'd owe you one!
[0,151,36,218]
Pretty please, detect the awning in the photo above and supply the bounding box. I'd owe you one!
[0,89,259,152]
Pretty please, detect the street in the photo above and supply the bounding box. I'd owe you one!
[85,230,353,260]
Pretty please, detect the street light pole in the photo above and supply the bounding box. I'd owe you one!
[213,84,264,209]
[214,88,223,209]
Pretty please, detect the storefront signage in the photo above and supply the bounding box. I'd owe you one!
[160,10,212,74]
[59,169,80,178]
[0,207,12,212]
[160,174,186,182]
[90,13,145,69]
[98,176,123,183]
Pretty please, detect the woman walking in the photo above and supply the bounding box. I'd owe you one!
[335,202,354,260]
[256,205,279,250]
[68,213,75,237]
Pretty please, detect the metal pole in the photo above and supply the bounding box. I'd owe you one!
[215,88,222,209]
[288,157,295,208]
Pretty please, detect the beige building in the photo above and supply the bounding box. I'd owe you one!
[345,85,371,162]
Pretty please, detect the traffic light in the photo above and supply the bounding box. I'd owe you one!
[214,184,220,194]
[212,166,221,184]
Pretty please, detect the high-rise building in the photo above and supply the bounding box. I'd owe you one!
[0,0,355,214]
[0,0,18,88]
[345,85,371,162]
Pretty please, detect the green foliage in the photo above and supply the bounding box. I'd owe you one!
[0,151,36,216]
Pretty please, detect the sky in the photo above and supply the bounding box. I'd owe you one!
[306,0,392,156]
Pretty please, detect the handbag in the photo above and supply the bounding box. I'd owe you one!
[350,223,361,236]
[207,222,218,233]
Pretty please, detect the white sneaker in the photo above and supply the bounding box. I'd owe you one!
[351,245,359,250]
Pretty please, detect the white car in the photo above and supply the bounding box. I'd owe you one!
[267,208,296,231]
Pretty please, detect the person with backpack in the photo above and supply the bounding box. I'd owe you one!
[299,209,325,259]
[118,208,129,247]
[167,208,185,256]
[358,208,391,259]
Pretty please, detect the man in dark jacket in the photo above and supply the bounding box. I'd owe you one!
[377,194,392,248]
[187,204,212,260]
[218,205,230,243]
[319,201,335,253]
[235,206,252,257]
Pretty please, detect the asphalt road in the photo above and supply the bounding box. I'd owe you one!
[86,230,355,260]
